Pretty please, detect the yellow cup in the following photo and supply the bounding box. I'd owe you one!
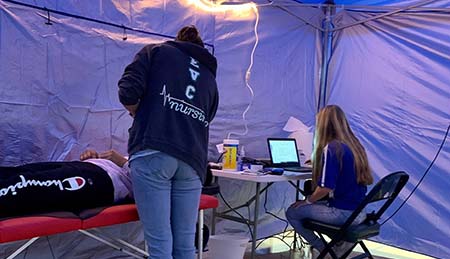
[222,139,239,170]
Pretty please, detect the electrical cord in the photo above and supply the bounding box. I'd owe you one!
[215,155,300,250]
[216,125,448,252]
[253,230,304,256]
[259,183,308,251]
[226,5,259,139]
[46,236,56,259]
[23,247,28,259]
[215,152,225,164]
[381,124,449,225]
[214,155,255,237]
[288,229,307,254]
[217,191,254,240]
[255,233,292,250]
[263,186,290,235]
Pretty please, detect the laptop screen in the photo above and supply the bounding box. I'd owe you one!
[267,138,300,166]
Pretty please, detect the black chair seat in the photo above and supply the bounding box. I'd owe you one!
[346,222,380,241]
[304,219,380,243]
[303,219,342,236]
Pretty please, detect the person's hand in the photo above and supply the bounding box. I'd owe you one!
[289,200,308,208]
[125,103,139,117]
[80,149,99,160]
[99,150,128,167]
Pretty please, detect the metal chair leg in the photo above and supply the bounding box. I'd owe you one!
[197,209,204,259]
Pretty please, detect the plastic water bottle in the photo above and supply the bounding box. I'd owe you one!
[237,145,246,171]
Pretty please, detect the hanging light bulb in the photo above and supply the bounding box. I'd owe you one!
[187,0,256,16]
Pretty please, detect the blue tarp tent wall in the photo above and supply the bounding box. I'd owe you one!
[0,0,449,258]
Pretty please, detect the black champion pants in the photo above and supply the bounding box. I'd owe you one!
[0,161,114,218]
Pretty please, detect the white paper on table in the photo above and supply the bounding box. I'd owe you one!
[216,143,224,153]
[283,116,314,160]
[283,116,310,133]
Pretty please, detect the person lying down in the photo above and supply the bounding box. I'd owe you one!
[0,149,132,218]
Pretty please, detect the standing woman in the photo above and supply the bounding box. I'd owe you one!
[118,25,219,259]
[286,105,373,257]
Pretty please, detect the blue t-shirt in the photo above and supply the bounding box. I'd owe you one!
[318,140,367,210]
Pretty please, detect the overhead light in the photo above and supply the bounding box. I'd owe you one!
[187,0,256,14]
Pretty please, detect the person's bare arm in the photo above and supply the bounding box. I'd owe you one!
[80,149,99,160]
[308,186,331,203]
[80,149,128,167]
[98,150,128,167]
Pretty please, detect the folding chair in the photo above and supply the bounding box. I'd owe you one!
[303,171,409,259]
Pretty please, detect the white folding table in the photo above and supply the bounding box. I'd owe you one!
[211,169,312,259]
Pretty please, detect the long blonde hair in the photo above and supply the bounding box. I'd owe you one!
[312,105,373,187]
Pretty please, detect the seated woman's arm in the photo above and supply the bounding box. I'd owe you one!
[291,186,332,208]
[308,186,331,203]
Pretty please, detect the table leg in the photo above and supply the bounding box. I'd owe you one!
[250,182,261,259]
[212,208,216,235]
[293,180,300,251]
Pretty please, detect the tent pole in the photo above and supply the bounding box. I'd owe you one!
[317,4,335,112]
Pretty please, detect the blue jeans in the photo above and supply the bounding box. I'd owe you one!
[285,201,366,251]
[130,151,202,259]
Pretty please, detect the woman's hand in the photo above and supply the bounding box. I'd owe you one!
[289,200,309,208]
[80,149,99,160]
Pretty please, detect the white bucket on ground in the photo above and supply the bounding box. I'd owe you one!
[208,234,249,259]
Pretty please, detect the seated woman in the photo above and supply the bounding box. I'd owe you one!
[0,149,132,218]
[285,105,374,257]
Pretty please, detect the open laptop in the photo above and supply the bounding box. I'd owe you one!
[267,138,312,173]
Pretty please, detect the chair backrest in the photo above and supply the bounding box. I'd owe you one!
[339,171,409,230]
[362,171,409,222]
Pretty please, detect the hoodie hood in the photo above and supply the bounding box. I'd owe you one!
[166,40,217,77]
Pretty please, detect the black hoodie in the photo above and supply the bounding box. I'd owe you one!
[118,41,219,183]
